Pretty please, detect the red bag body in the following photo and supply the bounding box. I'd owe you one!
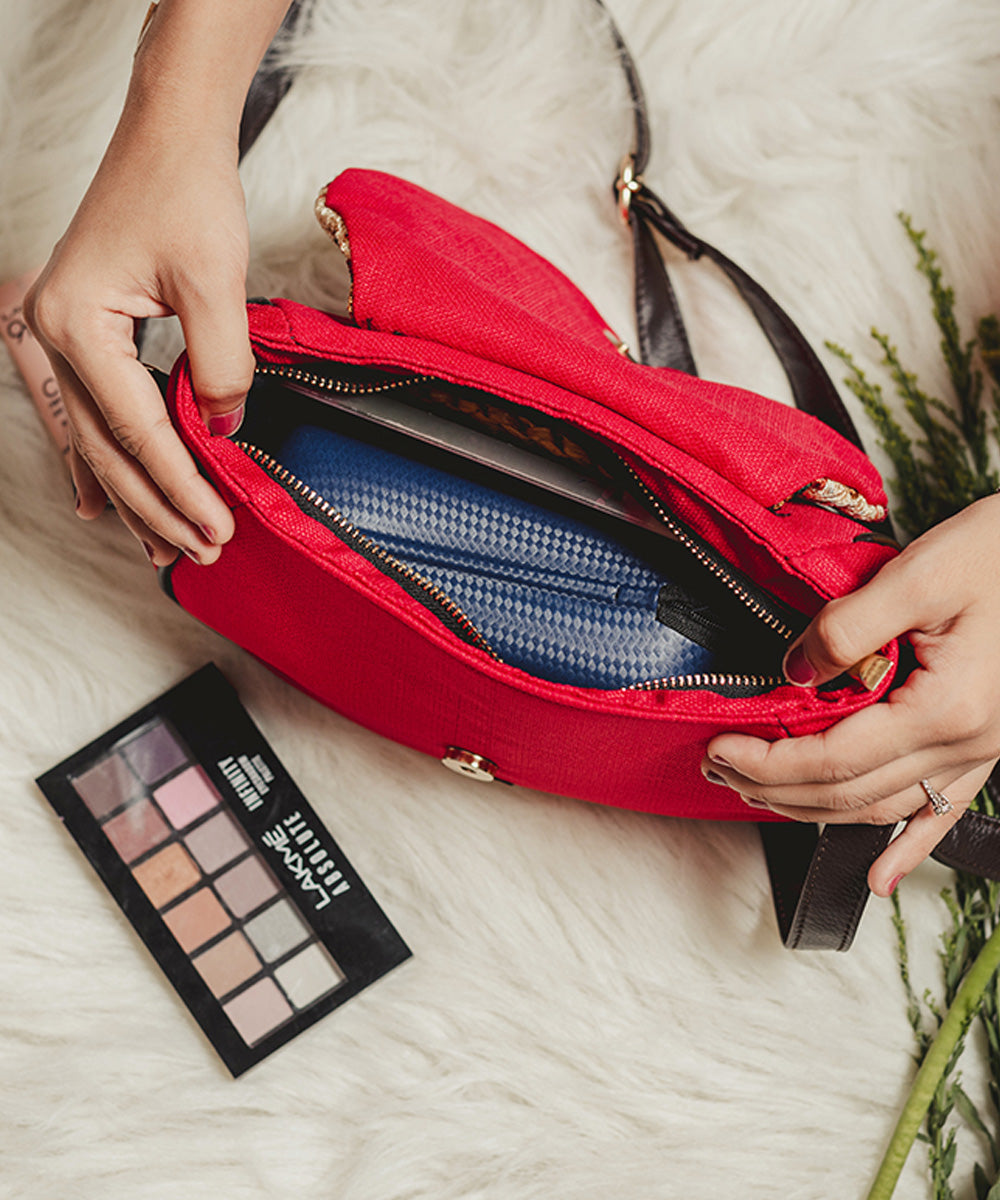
[163,170,897,821]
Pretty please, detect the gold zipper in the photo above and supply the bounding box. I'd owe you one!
[255,362,434,396]
[240,362,796,694]
[234,439,500,661]
[619,461,795,641]
[627,670,784,692]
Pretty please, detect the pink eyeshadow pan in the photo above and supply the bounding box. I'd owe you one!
[223,977,294,1046]
[215,856,280,919]
[154,766,220,830]
[184,810,251,874]
[162,888,232,953]
[102,798,170,863]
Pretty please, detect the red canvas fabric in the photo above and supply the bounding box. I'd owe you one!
[165,169,898,820]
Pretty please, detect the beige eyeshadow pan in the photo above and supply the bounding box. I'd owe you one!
[184,810,251,874]
[223,977,294,1046]
[215,856,280,919]
[192,931,263,999]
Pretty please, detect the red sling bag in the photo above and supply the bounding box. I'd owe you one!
[152,3,999,950]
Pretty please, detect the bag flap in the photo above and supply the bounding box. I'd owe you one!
[319,170,887,514]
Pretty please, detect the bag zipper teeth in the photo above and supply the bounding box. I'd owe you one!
[233,440,500,661]
[625,670,785,692]
[256,362,434,396]
[618,461,795,640]
[244,363,794,694]
[615,465,793,691]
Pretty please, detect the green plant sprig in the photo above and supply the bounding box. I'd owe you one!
[867,917,1000,1199]
[828,214,1000,1198]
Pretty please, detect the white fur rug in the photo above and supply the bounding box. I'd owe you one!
[2,2,999,1197]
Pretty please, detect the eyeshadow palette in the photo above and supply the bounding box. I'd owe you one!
[37,664,411,1076]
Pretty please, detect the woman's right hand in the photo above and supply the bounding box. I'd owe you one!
[25,111,253,566]
[24,0,294,566]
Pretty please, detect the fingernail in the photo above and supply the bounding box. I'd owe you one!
[887,874,904,895]
[741,796,770,810]
[709,755,732,769]
[142,541,156,563]
[208,404,245,437]
[182,547,202,565]
[705,770,726,786]
[783,644,817,686]
[199,524,217,544]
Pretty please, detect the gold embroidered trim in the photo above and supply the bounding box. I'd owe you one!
[314,187,353,316]
[799,477,887,523]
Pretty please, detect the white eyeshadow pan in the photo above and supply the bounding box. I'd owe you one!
[274,943,346,1009]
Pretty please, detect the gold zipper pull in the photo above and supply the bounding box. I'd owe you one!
[848,654,893,692]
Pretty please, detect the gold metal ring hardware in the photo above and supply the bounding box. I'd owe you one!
[441,749,498,782]
[615,156,643,224]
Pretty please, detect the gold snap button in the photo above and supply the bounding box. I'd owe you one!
[441,748,497,782]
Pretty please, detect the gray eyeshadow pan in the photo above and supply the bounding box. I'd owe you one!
[121,721,188,785]
[244,899,311,963]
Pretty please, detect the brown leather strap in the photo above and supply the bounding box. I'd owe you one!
[628,184,865,449]
[238,0,307,160]
[761,824,894,951]
[930,807,1000,878]
[763,810,1000,951]
[593,2,1000,946]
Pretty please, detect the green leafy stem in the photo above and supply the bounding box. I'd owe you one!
[828,215,1000,1197]
[867,917,1000,1199]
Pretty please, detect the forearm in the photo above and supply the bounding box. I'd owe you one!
[22,0,295,564]
[127,0,294,144]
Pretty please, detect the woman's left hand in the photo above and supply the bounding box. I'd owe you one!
[701,493,1000,897]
